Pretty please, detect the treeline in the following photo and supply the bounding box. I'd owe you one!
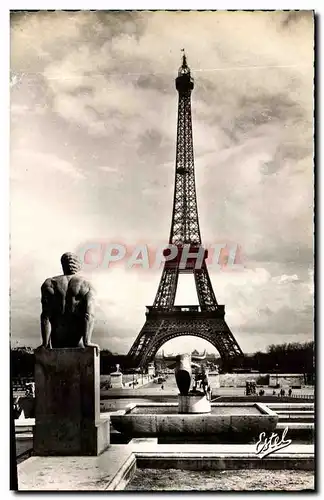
[10,341,315,378]
[11,347,34,378]
[156,341,315,375]
[239,341,315,375]
[10,347,120,377]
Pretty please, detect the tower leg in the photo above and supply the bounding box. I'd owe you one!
[194,263,218,311]
[153,268,179,309]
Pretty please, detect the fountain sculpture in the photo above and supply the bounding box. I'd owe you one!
[164,351,211,413]
[110,351,278,441]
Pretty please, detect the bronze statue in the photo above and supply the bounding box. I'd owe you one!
[195,366,211,399]
[163,350,207,396]
[39,252,99,353]
[175,353,192,395]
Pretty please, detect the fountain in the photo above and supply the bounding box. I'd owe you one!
[110,353,278,441]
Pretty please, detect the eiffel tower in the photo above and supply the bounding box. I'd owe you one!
[127,52,244,371]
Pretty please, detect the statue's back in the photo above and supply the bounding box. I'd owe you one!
[40,252,97,351]
[46,275,89,347]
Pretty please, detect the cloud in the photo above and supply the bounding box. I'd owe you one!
[10,11,314,354]
[99,166,119,173]
[274,274,299,284]
[12,149,85,181]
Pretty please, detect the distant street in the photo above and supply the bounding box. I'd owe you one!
[101,374,314,400]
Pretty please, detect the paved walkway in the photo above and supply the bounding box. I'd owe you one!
[18,444,134,491]
[17,439,314,491]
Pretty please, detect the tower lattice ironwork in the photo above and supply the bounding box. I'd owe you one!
[127,53,244,370]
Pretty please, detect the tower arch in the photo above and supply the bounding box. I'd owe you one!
[140,330,220,367]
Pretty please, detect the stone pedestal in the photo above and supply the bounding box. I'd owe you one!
[178,393,211,414]
[147,363,155,377]
[110,372,123,388]
[33,347,109,456]
[214,373,220,388]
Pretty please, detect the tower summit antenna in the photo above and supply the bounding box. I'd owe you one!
[179,48,190,76]
[181,48,187,66]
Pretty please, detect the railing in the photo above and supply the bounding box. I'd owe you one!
[12,378,34,389]
[146,305,200,313]
[290,393,314,400]
[145,305,225,315]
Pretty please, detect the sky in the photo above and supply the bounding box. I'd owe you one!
[10,10,314,355]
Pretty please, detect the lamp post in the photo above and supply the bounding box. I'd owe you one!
[10,347,18,490]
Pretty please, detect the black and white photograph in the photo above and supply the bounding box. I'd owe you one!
[10,9,314,492]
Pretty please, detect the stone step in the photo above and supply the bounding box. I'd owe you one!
[276,410,314,414]
[129,439,314,455]
[277,414,314,421]
[269,404,314,410]
[276,422,314,430]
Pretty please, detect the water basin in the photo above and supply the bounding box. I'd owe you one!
[110,402,278,440]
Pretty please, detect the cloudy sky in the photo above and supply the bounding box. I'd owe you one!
[10,10,314,355]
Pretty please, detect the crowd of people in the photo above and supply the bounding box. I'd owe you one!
[245,380,294,397]
[272,388,293,397]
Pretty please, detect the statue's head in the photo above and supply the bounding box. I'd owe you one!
[61,252,82,275]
